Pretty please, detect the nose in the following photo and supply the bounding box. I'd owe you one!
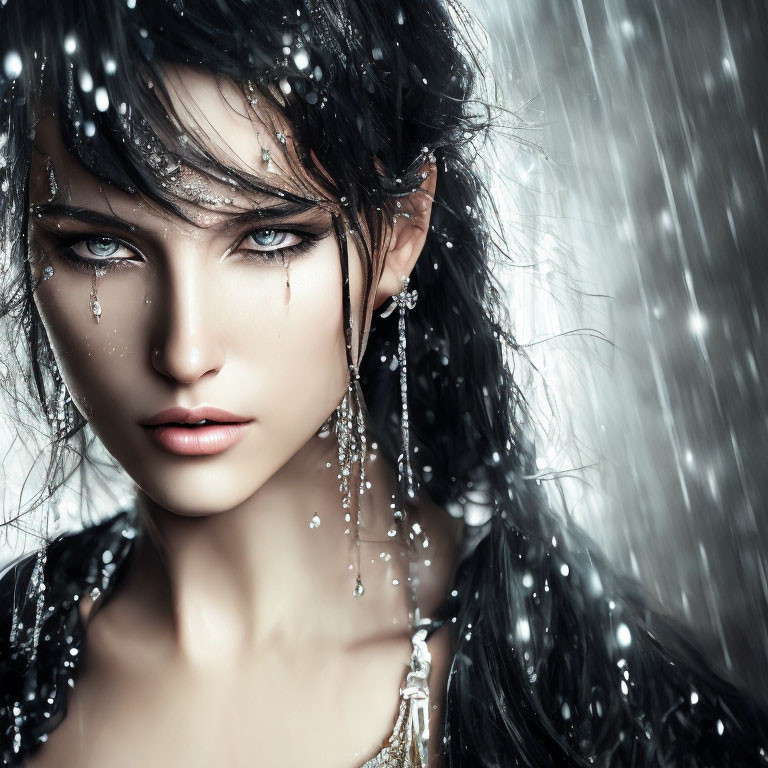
[150,260,225,384]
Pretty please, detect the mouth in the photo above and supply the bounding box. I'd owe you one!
[140,407,253,456]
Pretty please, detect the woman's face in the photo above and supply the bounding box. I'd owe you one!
[26,67,373,516]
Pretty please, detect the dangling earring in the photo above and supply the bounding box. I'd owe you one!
[380,274,419,500]
[89,269,102,323]
[334,381,368,597]
[332,215,370,597]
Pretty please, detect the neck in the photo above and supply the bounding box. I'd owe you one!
[125,432,415,662]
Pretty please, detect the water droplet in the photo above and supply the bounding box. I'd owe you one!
[79,70,94,93]
[94,87,109,112]
[522,572,534,588]
[616,622,632,647]
[3,51,22,80]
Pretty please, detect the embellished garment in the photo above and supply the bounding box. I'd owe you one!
[361,630,431,768]
[0,509,431,768]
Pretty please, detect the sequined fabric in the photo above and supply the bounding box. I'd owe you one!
[0,510,138,766]
[361,630,432,768]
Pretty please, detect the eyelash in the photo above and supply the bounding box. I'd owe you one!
[47,227,327,274]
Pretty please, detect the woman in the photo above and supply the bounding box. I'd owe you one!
[0,0,766,765]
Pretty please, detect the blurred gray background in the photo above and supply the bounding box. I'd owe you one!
[472,0,768,694]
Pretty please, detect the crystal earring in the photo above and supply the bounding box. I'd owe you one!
[89,269,102,323]
[334,379,368,597]
[380,274,418,500]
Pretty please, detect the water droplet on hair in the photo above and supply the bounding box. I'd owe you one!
[79,70,93,93]
[3,51,22,80]
[94,87,109,112]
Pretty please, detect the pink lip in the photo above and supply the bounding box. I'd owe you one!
[140,406,253,456]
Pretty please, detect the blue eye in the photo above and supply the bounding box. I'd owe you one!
[64,236,136,264]
[246,230,293,250]
[85,237,121,257]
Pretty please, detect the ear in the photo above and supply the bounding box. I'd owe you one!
[372,162,438,310]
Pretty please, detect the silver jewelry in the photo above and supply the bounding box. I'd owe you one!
[89,269,102,323]
[44,157,59,202]
[334,381,368,597]
[380,275,418,500]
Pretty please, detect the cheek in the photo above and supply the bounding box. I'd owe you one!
[32,266,149,421]
[242,242,349,427]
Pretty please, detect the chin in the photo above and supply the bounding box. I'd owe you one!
[132,464,271,517]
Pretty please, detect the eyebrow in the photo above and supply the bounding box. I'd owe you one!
[28,200,320,235]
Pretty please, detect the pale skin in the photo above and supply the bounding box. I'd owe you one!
[24,66,462,767]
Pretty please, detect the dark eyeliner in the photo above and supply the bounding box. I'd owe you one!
[237,226,331,263]
[46,234,142,274]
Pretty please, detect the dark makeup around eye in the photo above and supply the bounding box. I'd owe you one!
[28,202,336,272]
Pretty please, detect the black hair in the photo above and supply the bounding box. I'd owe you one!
[1,1,766,765]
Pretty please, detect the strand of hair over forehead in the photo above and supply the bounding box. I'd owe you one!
[1,2,767,766]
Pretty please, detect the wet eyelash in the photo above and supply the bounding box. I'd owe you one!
[236,231,326,264]
[48,235,140,275]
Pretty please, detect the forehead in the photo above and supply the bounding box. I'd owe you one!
[29,65,321,223]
